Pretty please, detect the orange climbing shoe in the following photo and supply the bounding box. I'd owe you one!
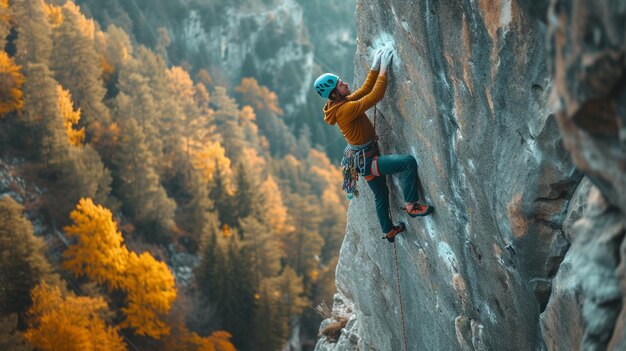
[382,223,406,243]
[405,202,434,217]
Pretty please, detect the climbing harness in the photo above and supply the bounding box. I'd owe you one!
[393,240,409,351]
[340,106,382,200]
[341,139,380,199]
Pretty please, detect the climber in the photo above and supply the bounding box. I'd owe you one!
[314,46,434,243]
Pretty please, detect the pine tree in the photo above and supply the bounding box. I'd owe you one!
[0,314,32,351]
[11,0,53,66]
[115,65,163,161]
[63,198,128,289]
[221,235,256,351]
[213,86,247,163]
[50,3,111,138]
[239,216,282,280]
[113,117,176,242]
[24,282,126,351]
[283,193,324,289]
[0,51,24,116]
[0,196,59,319]
[183,169,219,243]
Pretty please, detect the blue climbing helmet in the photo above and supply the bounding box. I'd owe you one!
[314,73,339,98]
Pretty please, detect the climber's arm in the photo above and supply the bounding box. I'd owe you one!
[339,74,388,123]
[346,69,380,101]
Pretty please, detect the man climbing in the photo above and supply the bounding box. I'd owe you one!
[314,46,433,243]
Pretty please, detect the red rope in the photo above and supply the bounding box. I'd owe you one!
[393,241,409,351]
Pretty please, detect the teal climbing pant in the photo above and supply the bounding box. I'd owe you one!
[365,154,419,233]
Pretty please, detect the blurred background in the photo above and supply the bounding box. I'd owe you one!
[0,0,357,350]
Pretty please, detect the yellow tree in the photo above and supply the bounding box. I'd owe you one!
[0,51,24,115]
[63,198,128,289]
[121,251,177,339]
[24,282,126,351]
[57,85,84,146]
[192,140,233,187]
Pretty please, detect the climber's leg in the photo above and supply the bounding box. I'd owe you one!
[374,154,419,203]
[366,176,393,233]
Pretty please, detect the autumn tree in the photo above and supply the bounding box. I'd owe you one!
[121,251,176,338]
[113,117,176,242]
[24,282,126,351]
[0,51,24,116]
[57,85,84,146]
[0,196,59,320]
[0,0,10,49]
[50,2,111,139]
[234,77,296,157]
[11,0,53,66]
[213,86,247,163]
[63,198,177,340]
[63,198,128,288]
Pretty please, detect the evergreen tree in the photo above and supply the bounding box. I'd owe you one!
[113,117,176,242]
[212,86,246,163]
[11,0,53,66]
[283,193,324,290]
[0,314,32,351]
[181,168,219,248]
[0,196,59,321]
[239,216,282,280]
[222,234,256,351]
[50,3,111,138]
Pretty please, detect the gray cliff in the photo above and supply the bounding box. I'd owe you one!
[316,1,625,350]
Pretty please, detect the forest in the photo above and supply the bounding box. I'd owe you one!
[0,0,348,350]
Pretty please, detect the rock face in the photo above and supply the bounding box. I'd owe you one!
[544,1,626,350]
[316,0,624,350]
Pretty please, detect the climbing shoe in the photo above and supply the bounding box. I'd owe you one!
[404,202,434,217]
[382,222,406,243]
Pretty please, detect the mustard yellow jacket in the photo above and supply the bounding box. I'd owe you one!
[323,70,387,145]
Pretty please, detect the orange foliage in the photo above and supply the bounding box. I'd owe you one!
[64,198,178,339]
[101,56,115,82]
[0,50,24,115]
[63,198,128,288]
[235,77,283,115]
[239,105,256,122]
[121,251,177,338]
[42,2,63,28]
[24,282,126,351]
[167,66,195,104]
[57,85,85,146]
[192,140,233,185]
[191,331,237,351]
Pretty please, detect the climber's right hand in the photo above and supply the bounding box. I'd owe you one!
[380,47,394,74]
[370,48,383,70]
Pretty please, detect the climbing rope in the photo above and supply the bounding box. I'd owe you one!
[393,241,409,351]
